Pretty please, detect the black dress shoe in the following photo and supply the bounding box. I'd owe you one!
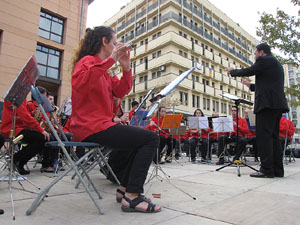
[250,172,274,178]
[274,173,284,177]
[216,158,224,165]
[14,162,30,175]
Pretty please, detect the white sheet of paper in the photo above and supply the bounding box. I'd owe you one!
[212,117,234,132]
[188,117,209,129]
[248,111,256,126]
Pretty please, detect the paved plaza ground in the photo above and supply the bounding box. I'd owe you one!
[0,156,300,225]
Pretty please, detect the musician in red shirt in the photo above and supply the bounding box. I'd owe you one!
[1,99,50,175]
[128,100,139,121]
[216,106,249,165]
[147,106,177,163]
[70,26,160,213]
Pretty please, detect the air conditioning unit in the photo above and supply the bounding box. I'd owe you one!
[136,22,140,28]
[160,65,166,72]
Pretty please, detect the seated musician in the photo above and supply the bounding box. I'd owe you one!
[244,109,259,162]
[216,106,249,165]
[148,106,177,163]
[1,98,50,175]
[70,26,161,213]
[27,87,59,173]
[128,100,139,121]
[186,109,209,163]
[279,114,290,152]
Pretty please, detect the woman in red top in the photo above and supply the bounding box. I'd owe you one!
[70,26,160,213]
[186,109,209,163]
[148,106,177,163]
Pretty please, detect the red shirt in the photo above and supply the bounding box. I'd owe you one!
[128,108,135,120]
[279,116,289,139]
[287,120,295,141]
[233,116,249,137]
[147,116,169,138]
[70,55,132,141]
[0,100,44,138]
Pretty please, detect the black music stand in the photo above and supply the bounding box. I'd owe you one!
[1,56,40,220]
[216,94,259,176]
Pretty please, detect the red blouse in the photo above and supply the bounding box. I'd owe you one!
[70,55,132,141]
[0,100,44,138]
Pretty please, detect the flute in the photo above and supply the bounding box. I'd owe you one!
[153,123,166,134]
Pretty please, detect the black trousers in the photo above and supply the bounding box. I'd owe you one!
[83,124,158,194]
[247,136,259,159]
[217,134,247,160]
[256,108,283,176]
[0,133,5,149]
[42,135,59,168]
[14,129,45,167]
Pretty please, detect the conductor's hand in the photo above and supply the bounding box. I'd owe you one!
[111,43,131,72]
[242,79,251,88]
[225,67,233,73]
[42,130,50,141]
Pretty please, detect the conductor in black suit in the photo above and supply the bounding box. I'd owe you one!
[225,43,289,178]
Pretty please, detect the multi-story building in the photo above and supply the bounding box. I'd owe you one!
[104,0,257,117]
[283,64,300,133]
[0,0,93,113]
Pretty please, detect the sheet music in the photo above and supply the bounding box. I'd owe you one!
[248,111,256,127]
[221,93,239,100]
[212,117,234,132]
[188,117,209,129]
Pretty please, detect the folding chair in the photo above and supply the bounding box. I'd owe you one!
[26,85,118,215]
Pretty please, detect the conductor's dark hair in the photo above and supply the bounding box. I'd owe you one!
[256,43,271,55]
[131,100,139,108]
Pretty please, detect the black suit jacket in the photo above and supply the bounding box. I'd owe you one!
[230,55,289,114]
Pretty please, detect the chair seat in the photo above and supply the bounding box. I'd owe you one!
[45,141,100,148]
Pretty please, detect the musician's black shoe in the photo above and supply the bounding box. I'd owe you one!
[216,158,224,165]
[250,172,274,178]
[14,161,30,175]
[175,154,180,160]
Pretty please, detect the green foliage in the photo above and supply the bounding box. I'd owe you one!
[257,1,300,107]
[256,9,300,66]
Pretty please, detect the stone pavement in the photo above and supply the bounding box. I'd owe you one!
[0,156,300,225]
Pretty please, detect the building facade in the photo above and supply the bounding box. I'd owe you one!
[283,64,300,133]
[104,0,257,117]
[0,0,93,109]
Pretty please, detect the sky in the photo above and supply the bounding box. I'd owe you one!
[86,0,299,39]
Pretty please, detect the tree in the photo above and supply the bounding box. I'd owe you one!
[256,1,300,107]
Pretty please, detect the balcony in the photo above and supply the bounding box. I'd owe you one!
[230,79,236,87]
[205,85,214,96]
[171,32,191,50]
[214,54,221,64]
[223,75,229,84]
[204,49,213,61]
[194,44,204,55]
[237,81,243,89]
[221,59,229,67]
[214,71,222,81]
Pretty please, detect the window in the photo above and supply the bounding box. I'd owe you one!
[38,10,64,43]
[0,30,3,53]
[140,58,144,64]
[179,31,182,36]
[140,40,144,46]
[157,31,161,37]
[152,52,157,59]
[192,95,195,107]
[207,99,210,110]
[180,91,188,105]
[203,97,206,109]
[157,50,161,57]
[196,96,200,108]
[152,72,156,79]
[36,44,61,80]
[139,76,144,83]
[152,34,157,40]
[179,70,183,75]
[184,52,187,58]
[157,71,161,77]
[179,50,183,56]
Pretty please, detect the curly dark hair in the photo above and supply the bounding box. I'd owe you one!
[71,26,115,72]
